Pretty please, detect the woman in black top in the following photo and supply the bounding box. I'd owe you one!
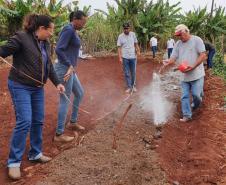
[0,14,65,180]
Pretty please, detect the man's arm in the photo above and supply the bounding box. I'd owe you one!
[118,47,122,64]
[165,57,176,66]
[117,35,123,64]
[135,43,140,56]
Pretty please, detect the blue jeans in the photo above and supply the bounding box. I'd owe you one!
[8,80,44,167]
[207,49,215,68]
[168,48,173,59]
[122,58,137,89]
[181,77,204,118]
[152,46,157,58]
[54,62,84,135]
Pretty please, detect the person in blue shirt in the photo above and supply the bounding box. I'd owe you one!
[54,10,87,142]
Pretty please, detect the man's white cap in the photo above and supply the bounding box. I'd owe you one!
[175,24,190,36]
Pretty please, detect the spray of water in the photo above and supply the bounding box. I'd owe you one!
[140,72,173,125]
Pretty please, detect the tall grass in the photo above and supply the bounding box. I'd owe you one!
[213,38,226,79]
[81,13,120,54]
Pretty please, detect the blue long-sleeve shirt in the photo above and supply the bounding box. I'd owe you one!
[55,23,81,67]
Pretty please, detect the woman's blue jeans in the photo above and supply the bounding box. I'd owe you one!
[181,77,204,118]
[122,58,137,89]
[54,62,84,135]
[7,80,44,167]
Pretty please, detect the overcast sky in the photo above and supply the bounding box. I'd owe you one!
[71,0,226,14]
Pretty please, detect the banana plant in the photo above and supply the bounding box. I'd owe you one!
[137,0,181,51]
[0,0,34,35]
[182,6,226,44]
[182,7,208,38]
[205,7,226,44]
[113,0,146,28]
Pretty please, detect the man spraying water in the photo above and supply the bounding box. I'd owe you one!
[161,24,206,122]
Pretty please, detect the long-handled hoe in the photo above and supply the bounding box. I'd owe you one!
[112,103,133,150]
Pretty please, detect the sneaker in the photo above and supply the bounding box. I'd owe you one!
[8,167,21,180]
[179,117,192,122]
[33,155,52,163]
[54,134,75,142]
[125,88,131,93]
[67,123,85,131]
[132,87,137,92]
[191,103,199,111]
[191,102,202,111]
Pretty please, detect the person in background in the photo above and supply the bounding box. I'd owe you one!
[167,37,175,58]
[0,14,65,180]
[204,42,215,69]
[117,22,140,93]
[54,10,87,143]
[162,24,206,122]
[150,35,158,58]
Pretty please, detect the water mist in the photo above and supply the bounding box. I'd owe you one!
[140,72,173,125]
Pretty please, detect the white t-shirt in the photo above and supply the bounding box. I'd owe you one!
[171,35,206,82]
[117,32,138,59]
[167,38,175,49]
[150,37,157,47]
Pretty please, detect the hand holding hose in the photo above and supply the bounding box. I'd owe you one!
[64,65,74,82]
[57,84,65,94]
[159,59,170,73]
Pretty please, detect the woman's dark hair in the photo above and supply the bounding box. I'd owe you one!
[69,10,86,22]
[23,14,53,33]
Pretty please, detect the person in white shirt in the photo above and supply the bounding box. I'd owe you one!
[117,22,140,93]
[162,24,206,122]
[150,36,158,58]
[167,37,175,58]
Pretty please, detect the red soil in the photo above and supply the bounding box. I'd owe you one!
[0,56,225,185]
[0,56,159,184]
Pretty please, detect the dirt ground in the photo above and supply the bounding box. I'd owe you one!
[0,55,225,185]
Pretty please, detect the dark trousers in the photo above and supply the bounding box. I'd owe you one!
[152,46,157,58]
[207,49,215,68]
[168,48,173,59]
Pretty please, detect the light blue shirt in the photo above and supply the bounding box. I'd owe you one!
[171,35,206,82]
[117,32,138,59]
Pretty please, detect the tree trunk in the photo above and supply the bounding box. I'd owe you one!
[210,0,215,17]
